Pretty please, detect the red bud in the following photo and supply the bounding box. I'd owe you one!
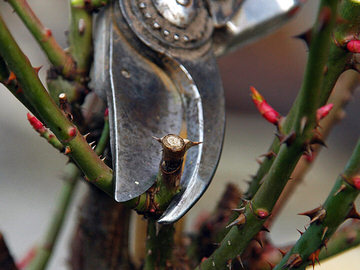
[104,108,109,117]
[256,208,269,219]
[353,177,360,190]
[250,86,280,125]
[27,113,45,132]
[316,103,333,121]
[347,40,360,53]
[68,127,77,137]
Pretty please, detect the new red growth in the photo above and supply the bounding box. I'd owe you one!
[347,40,360,53]
[250,86,281,125]
[316,103,333,121]
[27,113,45,132]
[352,177,360,190]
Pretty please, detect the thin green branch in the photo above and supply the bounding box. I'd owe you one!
[197,0,340,268]
[68,2,93,76]
[25,117,110,270]
[25,163,80,270]
[274,137,360,270]
[245,0,356,200]
[0,13,113,195]
[71,0,108,10]
[5,0,76,77]
[318,221,360,261]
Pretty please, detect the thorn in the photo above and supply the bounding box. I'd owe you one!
[347,203,360,220]
[284,254,303,269]
[92,144,96,150]
[152,136,162,143]
[308,249,321,269]
[6,71,16,84]
[227,259,232,269]
[65,146,71,155]
[236,255,244,269]
[323,65,328,75]
[297,229,304,236]
[83,132,90,140]
[278,249,287,257]
[294,29,312,48]
[89,141,96,147]
[334,184,346,196]
[298,206,326,224]
[226,214,246,228]
[33,66,42,75]
[253,233,263,248]
[256,158,263,165]
[78,18,86,35]
[232,207,245,213]
[261,225,270,232]
[275,132,285,142]
[101,157,106,162]
[280,131,296,146]
[321,226,328,240]
[310,135,327,147]
[260,151,277,159]
[266,260,275,270]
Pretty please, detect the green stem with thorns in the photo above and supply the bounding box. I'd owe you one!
[245,0,357,200]
[5,0,76,77]
[274,137,360,270]
[197,0,340,268]
[26,114,110,270]
[0,13,113,195]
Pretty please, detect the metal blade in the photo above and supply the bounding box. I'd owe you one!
[213,0,306,56]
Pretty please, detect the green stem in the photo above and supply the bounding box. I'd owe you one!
[274,138,360,270]
[5,0,76,77]
[25,117,109,270]
[0,56,38,116]
[197,0,340,268]
[144,220,175,270]
[0,14,113,194]
[71,0,108,10]
[318,221,360,261]
[25,163,80,270]
[68,2,93,76]
[245,0,355,200]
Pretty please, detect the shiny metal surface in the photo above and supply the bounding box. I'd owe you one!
[92,0,305,223]
[153,0,196,28]
[206,0,244,26]
[213,0,305,56]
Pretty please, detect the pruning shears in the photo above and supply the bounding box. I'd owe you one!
[91,0,305,224]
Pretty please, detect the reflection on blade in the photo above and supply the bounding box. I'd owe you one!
[214,0,306,55]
